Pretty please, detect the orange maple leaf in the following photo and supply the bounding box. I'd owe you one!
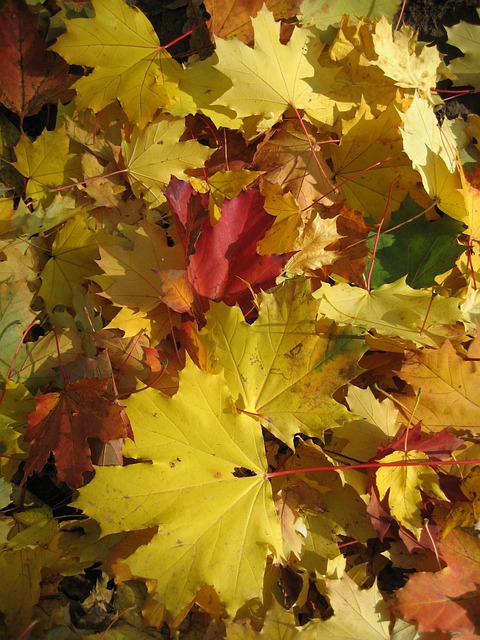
[24,378,130,488]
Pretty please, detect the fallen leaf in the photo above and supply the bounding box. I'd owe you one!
[330,100,417,221]
[201,278,364,445]
[372,17,441,94]
[395,340,480,432]
[50,0,184,126]
[122,115,213,208]
[401,95,468,221]
[315,277,462,347]
[13,126,82,204]
[0,0,74,120]
[212,6,321,129]
[394,528,480,638]
[376,450,449,538]
[446,13,480,92]
[75,357,283,617]
[24,378,129,488]
[315,575,391,639]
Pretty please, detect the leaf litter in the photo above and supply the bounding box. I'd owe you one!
[0,0,480,637]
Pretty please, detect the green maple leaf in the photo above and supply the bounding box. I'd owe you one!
[75,357,282,617]
[366,196,465,289]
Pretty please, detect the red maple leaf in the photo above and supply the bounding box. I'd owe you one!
[394,528,480,638]
[377,423,463,460]
[0,0,75,121]
[165,178,290,319]
[24,378,130,488]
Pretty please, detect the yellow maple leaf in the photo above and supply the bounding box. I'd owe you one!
[330,100,418,221]
[395,340,480,432]
[315,277,462,347]
[257,182,303,254]
[122,115,213,208]
[300,0,400,30]
[211,6,322,129]
[446,13,480,92]
[39,213,109,313]
[76,357,282,617]
[0,279,37,379]
[284,214,341,275]
[50,0,184,127]
[376,450,449,538]
[201,278,364,446]
[304,16,398,128]
[13,126,82,204]
[95,220,184,313]
[317,576,391,639]
[401,95,468,221]
[372,17,442,94]
[191,169,263,224]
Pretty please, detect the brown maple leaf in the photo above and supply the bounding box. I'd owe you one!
[23,378,129,488]
[0,0,75,122]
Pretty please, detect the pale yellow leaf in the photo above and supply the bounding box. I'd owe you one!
[315,277,463,347]
[376,450,449,537]
[401,95,468,221]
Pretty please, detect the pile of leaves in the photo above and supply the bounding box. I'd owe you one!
[1,0,480,637]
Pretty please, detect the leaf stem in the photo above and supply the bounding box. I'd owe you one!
[266,457,480,479]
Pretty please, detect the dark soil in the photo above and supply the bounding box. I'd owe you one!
[397,0,480,117]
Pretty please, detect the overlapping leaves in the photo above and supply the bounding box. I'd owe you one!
[1,0,480,637]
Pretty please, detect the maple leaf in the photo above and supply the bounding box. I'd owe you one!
[303,16,398,128]
[75,358,283,617]
[366,195,465,289]
[0,0,74,121]
[315,576,391,639]
[376,450,449,538]
[371,17,442,94]
[325,385,400,463]
[13,126,82,204]
[0,279,36,380]
[284,213,341,275]
[187,187,289,310]
[330,100,418,221]
[166,179,289,316]
[38,213,111,314]
[23,378,129,488]
[315,277,462,347]
[252,120,334,210]
[0,544,55,635]
[395,340,480,432]
[226,599,319,638]
[211,6,322,129]
[121,115,213,208]
[394,528,480,638]
[204,0,302,44]
[401,95,468,222]
[285,441,375,567]
[300,0,400,30]
[201,278,364,445]
[446,12,480,92]
[50,0,184,127]
[95,220,184,313]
